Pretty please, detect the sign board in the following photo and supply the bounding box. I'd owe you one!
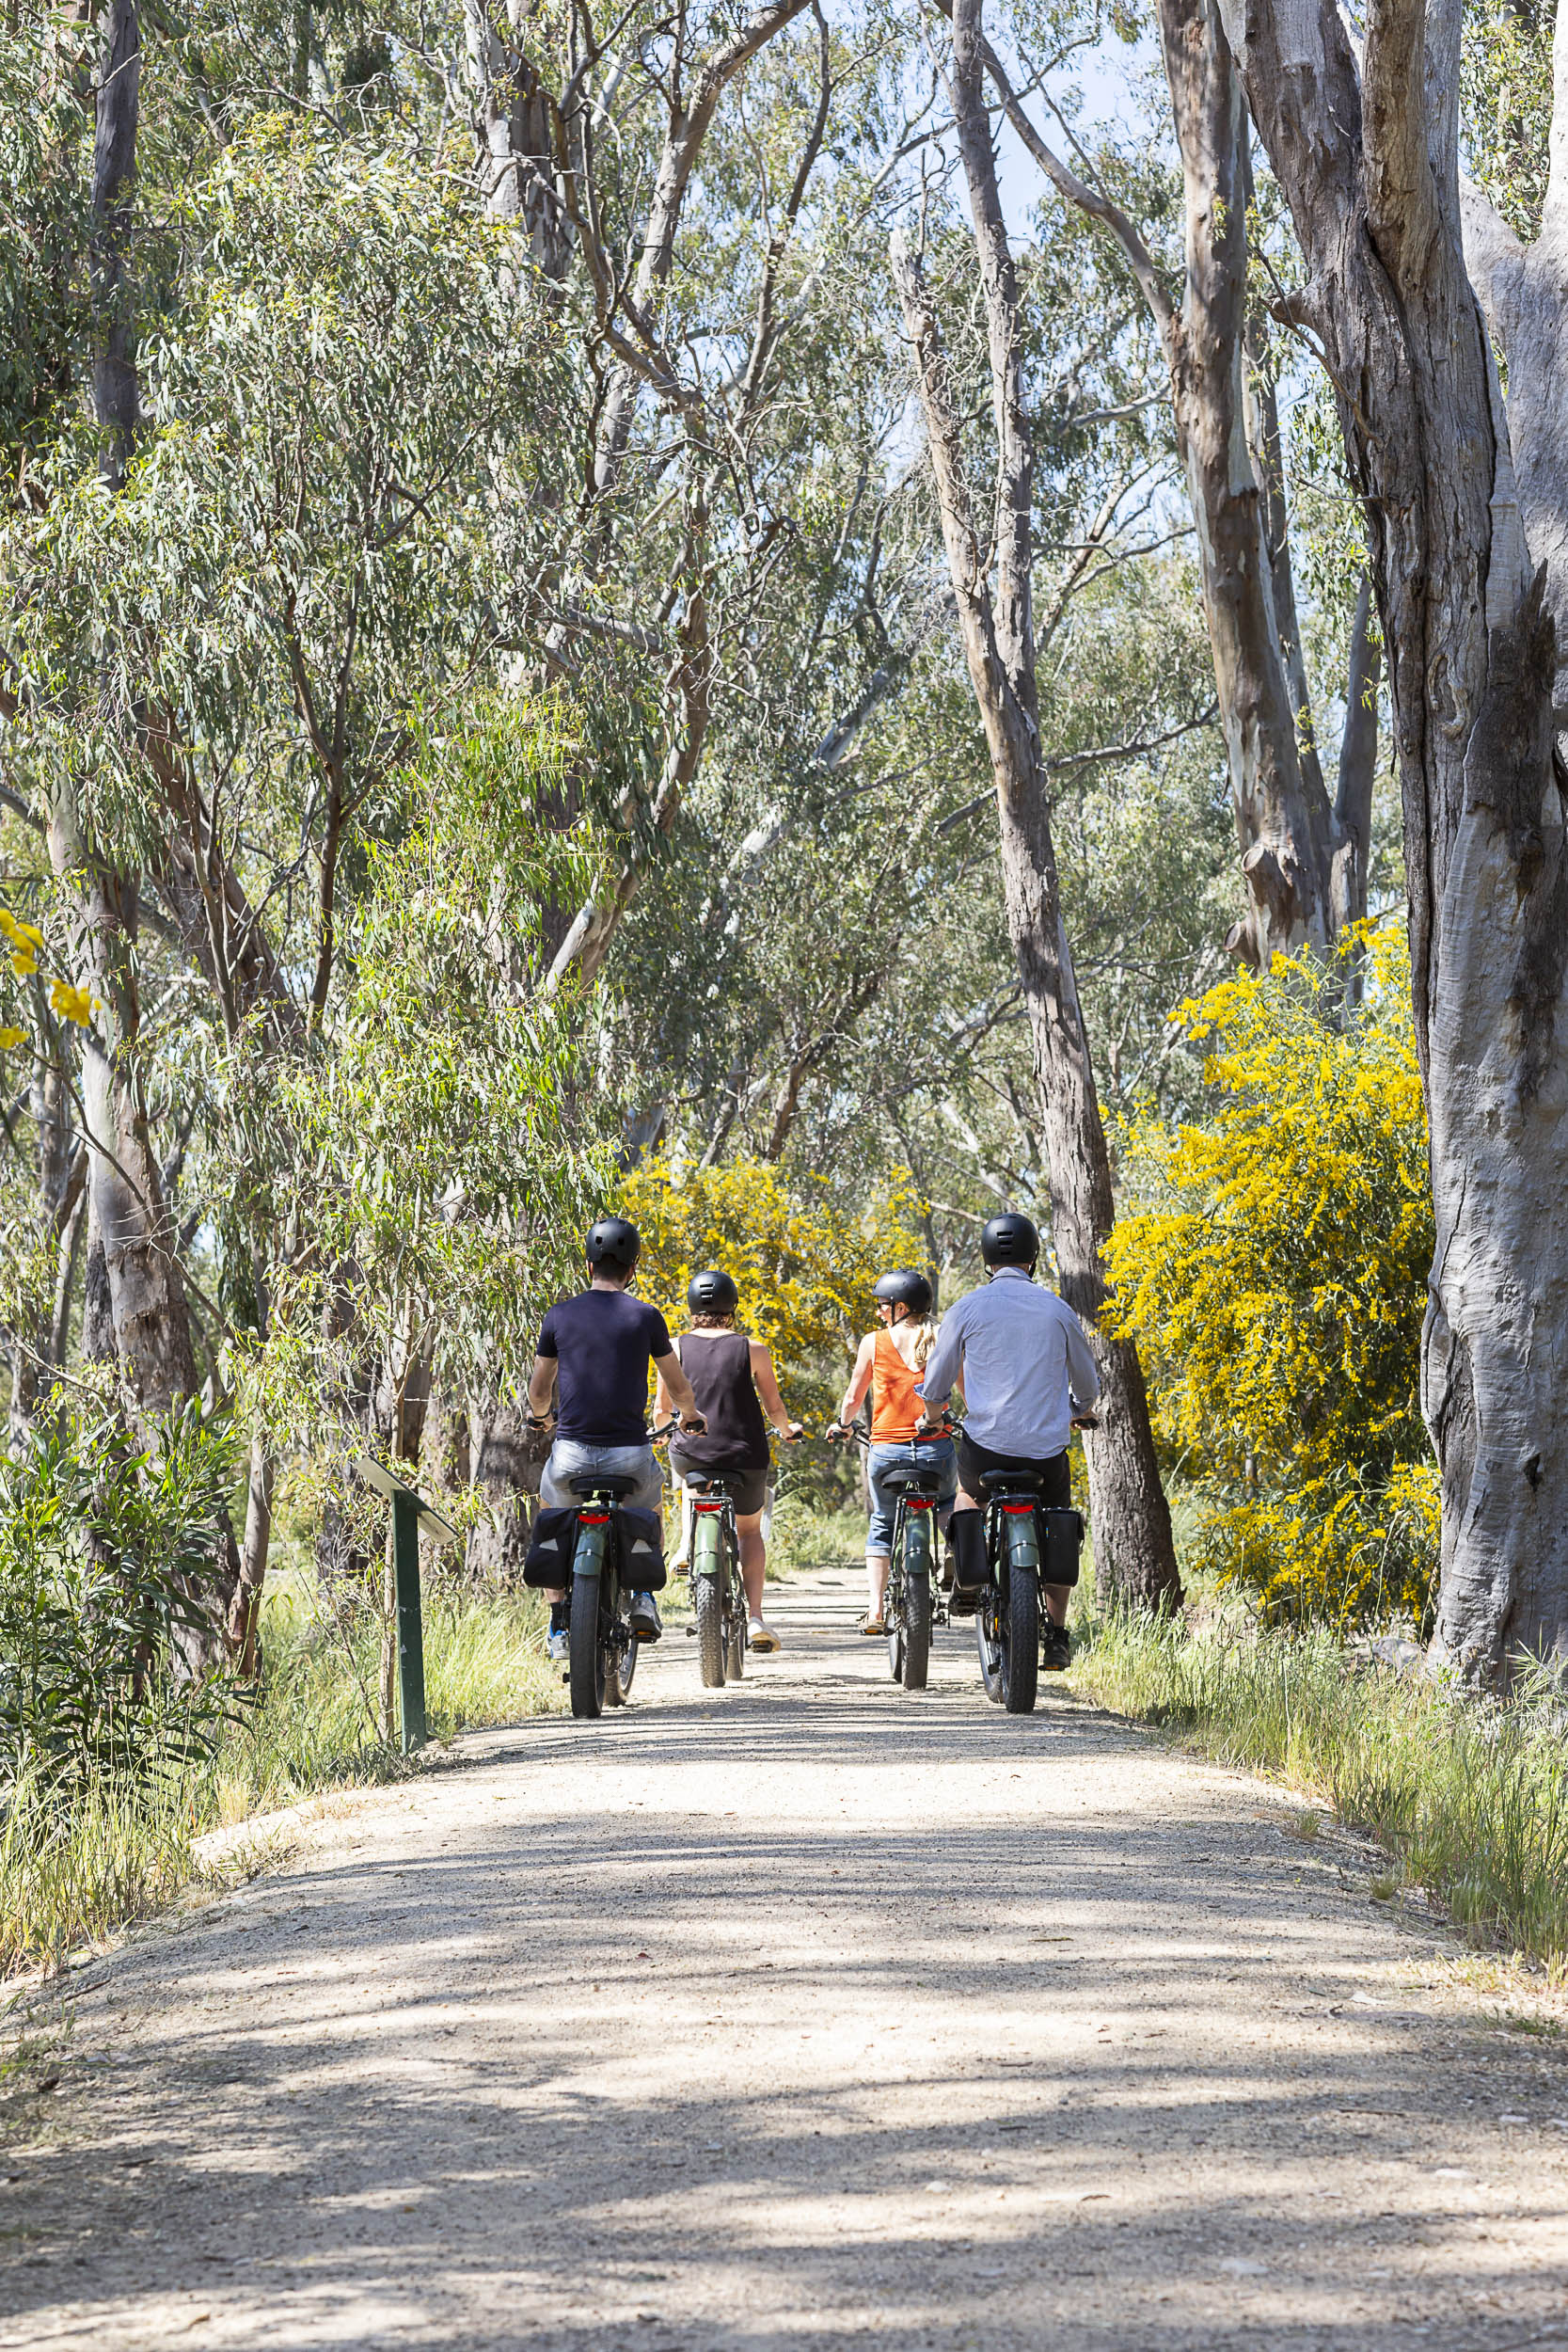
[350,1454,462,1547]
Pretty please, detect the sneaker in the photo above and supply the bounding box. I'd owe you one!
[628,1591,662,1643]
[948,1588,978,1617]
[749,1616,781,1653]
[860,1613,886,1637]
[1042,1624,1071,1673]
[546,1628,569,1663]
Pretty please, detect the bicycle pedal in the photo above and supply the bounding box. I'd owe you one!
[561,1670,570,1685]
[685,1623,698,1637]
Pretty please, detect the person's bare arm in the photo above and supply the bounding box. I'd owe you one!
[838,1333,876,1425]
[749,1340,801,1438]
[654,1338,680,1424]
[653,1347,705,1430]
[526,1355,557,1423]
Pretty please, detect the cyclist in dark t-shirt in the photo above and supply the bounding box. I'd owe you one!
[526,1217,705,1659]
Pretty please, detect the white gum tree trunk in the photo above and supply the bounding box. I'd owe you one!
[1215,0,1568,1675]
[889,0,1182,1611]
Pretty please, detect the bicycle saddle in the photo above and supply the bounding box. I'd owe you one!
[684,1470,749,1498]
[975,1466,1049,1498]
[880,1466,948,1496]
[567,1471,641,1500]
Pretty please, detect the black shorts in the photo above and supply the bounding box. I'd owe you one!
[956,1435,1071,1511]
[669,1447,768,1518]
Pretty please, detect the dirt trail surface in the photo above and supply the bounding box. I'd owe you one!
[5,1569,1568,2350]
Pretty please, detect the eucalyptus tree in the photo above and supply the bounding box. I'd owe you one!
[1210,0,1568,1676]
[889,9,1180,1608]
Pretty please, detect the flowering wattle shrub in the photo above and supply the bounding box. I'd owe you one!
[1103,928,1438,1629]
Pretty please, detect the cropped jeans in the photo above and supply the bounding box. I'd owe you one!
[866,1437,957,1555]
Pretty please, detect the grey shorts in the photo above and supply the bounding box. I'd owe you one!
[542,1440,664,1517]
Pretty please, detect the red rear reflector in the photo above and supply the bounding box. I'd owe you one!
[1003,1502,1035,1515]
[578,1512,609,1526]
[908,1499,932,1512]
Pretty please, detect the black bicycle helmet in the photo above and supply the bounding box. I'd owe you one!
[585,1216,641,1275]
[980,1211,1039,1269]
[688,1268,738,1315]
[874,1267,934,1315]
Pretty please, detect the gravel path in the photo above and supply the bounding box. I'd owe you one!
[4,1567,1568,2350]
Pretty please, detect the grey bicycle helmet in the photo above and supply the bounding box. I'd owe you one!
[688,1268,738,1315]
[874,1268,933,1315]
[980,1212,1039,1269]
[585,1216,641,1274]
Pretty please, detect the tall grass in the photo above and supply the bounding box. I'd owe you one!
[1071,1598,1568,1965]
[2,1577,562,1977]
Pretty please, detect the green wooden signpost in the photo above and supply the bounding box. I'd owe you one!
[351,1457,461,1753]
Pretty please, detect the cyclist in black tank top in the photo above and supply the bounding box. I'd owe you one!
[657,1270,801,1652]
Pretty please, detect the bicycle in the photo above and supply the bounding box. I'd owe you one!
[560,1419,681,1722]
[827,1419,951,1692]
[971,1438,1089,1715]
[683,1470,749,1688]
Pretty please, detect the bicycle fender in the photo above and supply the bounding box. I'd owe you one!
[571,1519,609,1580]
[690,1513,722,1579]
[1005,1512,1041,1576]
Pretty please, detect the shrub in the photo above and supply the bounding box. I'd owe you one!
[0,1401,236,1798]
[1104,928,1438,1627]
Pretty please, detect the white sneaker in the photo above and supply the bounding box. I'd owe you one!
[749,1617,781,1653]
[546,1628,569,1663]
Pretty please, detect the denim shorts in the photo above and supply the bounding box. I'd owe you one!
[542,1439,664,1518]
[866,1438,957,1554]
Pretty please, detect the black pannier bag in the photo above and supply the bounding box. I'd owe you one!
[523,1505,580,1589]
[1040,1505,1085,1587]
[615,1504,668,1592]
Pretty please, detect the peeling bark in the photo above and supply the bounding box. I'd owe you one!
[1216,0,1568,1672]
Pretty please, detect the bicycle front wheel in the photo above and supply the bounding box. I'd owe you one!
[607,1574,634,1705]
[885,1516,906,1682]
[975,1559,1005,1706]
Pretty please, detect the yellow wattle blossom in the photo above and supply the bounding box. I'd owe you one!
[1103,926,1438,1629]
[0,1025,26,1050]
[618,1155,929,1428]
[49,977,97,1027]
[0,908,44,977]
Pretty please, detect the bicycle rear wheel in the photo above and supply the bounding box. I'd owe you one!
[901,1516,931,1692]
[1002,1567,1039,1714]
[569,1568,606,1719]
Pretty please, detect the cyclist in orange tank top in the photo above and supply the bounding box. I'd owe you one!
[834,1270,957,1635]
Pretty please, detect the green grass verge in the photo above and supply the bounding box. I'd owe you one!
[2,1576,561,1979]
[1069,1595,1568,1968]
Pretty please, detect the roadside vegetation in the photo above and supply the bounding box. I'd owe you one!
[0,1568,560,1979]
[1069,1597,1568,1970]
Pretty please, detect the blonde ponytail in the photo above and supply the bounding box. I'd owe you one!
[906,1316,939,1371]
